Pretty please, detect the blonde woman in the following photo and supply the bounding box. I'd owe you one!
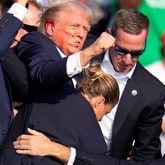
[0,63,119,165]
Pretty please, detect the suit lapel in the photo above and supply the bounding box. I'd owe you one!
[112,63,142,136]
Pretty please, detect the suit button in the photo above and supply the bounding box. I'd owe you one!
[2,130,7,136]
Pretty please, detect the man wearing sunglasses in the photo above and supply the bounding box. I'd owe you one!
[86,8,165,161]
[12,8,165,165]
[71,8,165,162]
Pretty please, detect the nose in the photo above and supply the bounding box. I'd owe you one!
[122,53,134,65]
[76,28,88,39]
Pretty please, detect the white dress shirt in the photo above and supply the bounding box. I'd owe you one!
[56,47,83,81]
[7,3,27,21]
[99,50,136,149]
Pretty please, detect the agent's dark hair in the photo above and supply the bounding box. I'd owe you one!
[111,9,149,36]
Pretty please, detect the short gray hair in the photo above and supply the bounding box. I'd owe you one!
[39,0,94,34]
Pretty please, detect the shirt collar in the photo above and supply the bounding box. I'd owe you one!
[101,50,136,80]
[56,47,66,58]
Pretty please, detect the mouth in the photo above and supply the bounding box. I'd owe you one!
[71,42,81,48]
[119,63,128,68]
[118,63,132,71]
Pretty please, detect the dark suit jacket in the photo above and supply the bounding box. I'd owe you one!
[0,92,107,165]
[74,150,165,165]
[110,62,165,160]
[2,48,29,102]
[1,33,96,104]
[0,13,22,144]
[16,31,74,103]
[75,55,165,162]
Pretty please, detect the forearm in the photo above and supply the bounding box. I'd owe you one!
[46,141,71,163]
[80,47,96,66]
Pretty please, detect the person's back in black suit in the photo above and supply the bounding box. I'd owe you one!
[1,0,42,111]
[0,0,28,144]
[0,63,119,165]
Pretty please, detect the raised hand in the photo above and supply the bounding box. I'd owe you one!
[80,32,115,66]
[16,0,29,6]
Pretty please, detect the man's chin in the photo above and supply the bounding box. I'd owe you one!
[116,67,132,73]
[69,48,82,54]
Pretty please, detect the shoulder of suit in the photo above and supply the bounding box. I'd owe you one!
[136,62,165,89]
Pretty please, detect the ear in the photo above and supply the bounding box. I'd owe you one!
[45,19,55,37]
[92,96,105,121]
[94,96,105,110]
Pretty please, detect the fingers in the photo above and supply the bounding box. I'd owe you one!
[14,144,35,156]
[92,32,115,55]
[101,32,115,48]
[16,134,30,141]
[16,0,29,6]
[13,136,30,147]
[27,128,41,135]
[16,149,31,155]
[13,134,32,149]
[14,142,30,150]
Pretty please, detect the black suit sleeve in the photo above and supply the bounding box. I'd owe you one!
[0,13,22,60]
[2,49,29,101]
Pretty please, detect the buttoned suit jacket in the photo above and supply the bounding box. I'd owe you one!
[0,13,22,143]
[0,92,107,165]
[75,54,165,163]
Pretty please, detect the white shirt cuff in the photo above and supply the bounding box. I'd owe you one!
[163,113,165,119]
[8,3,27,21]
[67,52,82,77]
[67,147,76,165]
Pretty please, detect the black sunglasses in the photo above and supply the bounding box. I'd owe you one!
[114,44,145,57]
[22,24,38,33]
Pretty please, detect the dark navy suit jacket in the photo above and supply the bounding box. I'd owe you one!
[16,31,74,103]
[0,92,107,165]
[0,13,22,144]
[74,150,165,165]
[2,48,29,102]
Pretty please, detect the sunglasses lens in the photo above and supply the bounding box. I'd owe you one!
[115,45,144,57]
[115,45,127,55]
[131,50,144,57]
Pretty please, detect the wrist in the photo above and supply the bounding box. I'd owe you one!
[50,142,71,163]
[80,48,95,66]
